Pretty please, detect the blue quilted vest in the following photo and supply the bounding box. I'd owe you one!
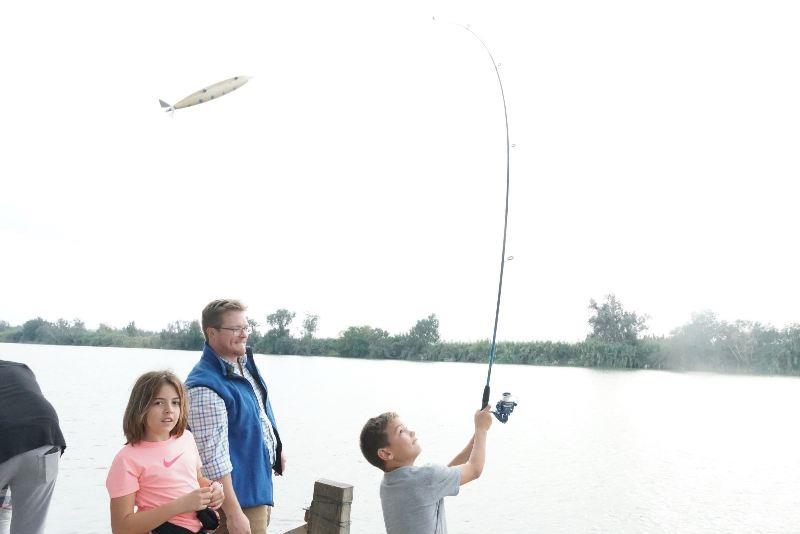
[186,343,282,507]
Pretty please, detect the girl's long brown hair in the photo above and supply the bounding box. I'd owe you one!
[122,370,188,444]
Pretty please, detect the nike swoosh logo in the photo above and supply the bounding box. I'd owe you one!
[163,452,184,468]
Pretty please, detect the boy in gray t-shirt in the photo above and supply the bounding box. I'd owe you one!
[360,408,493,534]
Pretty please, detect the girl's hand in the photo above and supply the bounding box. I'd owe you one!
[209,481,225,510]
[178,487,212,513]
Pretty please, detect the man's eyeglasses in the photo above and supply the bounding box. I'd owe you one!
[216,325,253,335]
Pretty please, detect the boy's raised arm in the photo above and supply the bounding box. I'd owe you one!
[448,435,475,467]
[455,406,492,486]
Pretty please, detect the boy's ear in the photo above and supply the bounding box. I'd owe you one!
[377,447,393,462]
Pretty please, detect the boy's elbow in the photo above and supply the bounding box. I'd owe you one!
[459,463,484,485]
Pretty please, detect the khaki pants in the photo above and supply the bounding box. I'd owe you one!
[216,505,271,534]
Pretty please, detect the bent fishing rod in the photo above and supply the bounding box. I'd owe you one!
[438,19,518,423]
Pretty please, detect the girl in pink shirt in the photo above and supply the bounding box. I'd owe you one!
[106,370,224,533]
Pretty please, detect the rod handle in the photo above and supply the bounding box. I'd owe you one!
[482,385,490,409]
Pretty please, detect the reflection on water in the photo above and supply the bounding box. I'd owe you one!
[2,343,800,533]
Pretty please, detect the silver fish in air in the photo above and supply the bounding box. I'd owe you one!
[159,76,250,112]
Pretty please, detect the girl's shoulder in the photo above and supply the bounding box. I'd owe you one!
[112,441,147,461]
[112,442,137,458]
[109,442,142,472]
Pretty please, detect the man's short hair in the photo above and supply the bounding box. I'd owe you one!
[201,299,247,341]
[360,412,398,471]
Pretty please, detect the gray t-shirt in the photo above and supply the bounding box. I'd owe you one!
[380,464,461,534]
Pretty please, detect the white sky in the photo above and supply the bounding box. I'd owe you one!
[1,1,798,342]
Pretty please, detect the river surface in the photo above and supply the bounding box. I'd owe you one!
[1,343,799,533]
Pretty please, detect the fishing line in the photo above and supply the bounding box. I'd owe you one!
[434,18,517,420]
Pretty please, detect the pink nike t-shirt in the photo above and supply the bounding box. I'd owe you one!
[106,430,203,532]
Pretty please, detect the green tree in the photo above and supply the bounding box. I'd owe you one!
[246,317,262,347]
[259,309,298,355]
[667,311,722,369]
[21,317,49,342]
[587,295,647,344]
[185,320,204,350]
[400,314,441,359]
[408,314,440,344]
[159,320,203,350]
[302,314,319,339]
[339,326,389,358]
[247,318,260,334]
[266,309,295,338]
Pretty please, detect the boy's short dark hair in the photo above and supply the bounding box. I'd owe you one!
[360,412,398,471]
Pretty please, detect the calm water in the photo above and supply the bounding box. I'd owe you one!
[1,343,799,533]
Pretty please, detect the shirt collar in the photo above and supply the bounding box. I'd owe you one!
[203,342,247,374]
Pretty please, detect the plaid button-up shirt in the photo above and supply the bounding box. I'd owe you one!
[187,354,278,480]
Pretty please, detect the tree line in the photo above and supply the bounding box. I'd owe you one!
[1,295,798,375]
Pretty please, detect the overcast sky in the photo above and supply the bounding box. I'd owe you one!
[1,1,798,342]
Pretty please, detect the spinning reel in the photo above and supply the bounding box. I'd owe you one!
[482,386,518,424]
[492,392,517,423]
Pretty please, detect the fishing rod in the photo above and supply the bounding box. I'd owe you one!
[437,19,518,423]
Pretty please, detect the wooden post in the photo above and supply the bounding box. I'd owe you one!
[282,479,352,534]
